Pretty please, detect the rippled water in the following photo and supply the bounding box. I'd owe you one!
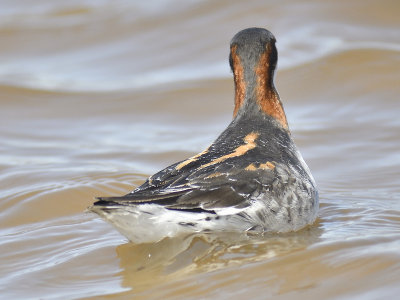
[1,0,400,299]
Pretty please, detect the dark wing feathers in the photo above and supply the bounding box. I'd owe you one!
[93,100,295,213]
[94,122,281,212]
[167,187,245,210]
[94,150,277,212]
[96,187,191,203]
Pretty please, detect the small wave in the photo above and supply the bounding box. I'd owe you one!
[1,7,398,93]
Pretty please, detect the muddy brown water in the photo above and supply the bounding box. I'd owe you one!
[1,0,400,299]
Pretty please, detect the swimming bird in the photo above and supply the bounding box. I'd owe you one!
[89,28,319,243]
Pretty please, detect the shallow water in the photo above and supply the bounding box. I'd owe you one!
[1,0,400,299]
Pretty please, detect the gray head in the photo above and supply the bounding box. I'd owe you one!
[229,27,277,76]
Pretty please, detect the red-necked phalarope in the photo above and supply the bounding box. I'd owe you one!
[89,28,319,243]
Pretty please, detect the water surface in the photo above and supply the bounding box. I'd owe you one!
[1,0,400,299]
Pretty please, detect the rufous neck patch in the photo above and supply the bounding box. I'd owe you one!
[255,46,288,129]
[231,45,246,118]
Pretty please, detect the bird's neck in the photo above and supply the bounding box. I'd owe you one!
[232,46,288,130]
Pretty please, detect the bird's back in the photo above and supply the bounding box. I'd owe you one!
[89,27,319,243]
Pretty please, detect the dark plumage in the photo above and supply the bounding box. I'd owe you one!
[89,28,319,243]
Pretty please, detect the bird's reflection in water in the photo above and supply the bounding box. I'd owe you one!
[116,222,322,292]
